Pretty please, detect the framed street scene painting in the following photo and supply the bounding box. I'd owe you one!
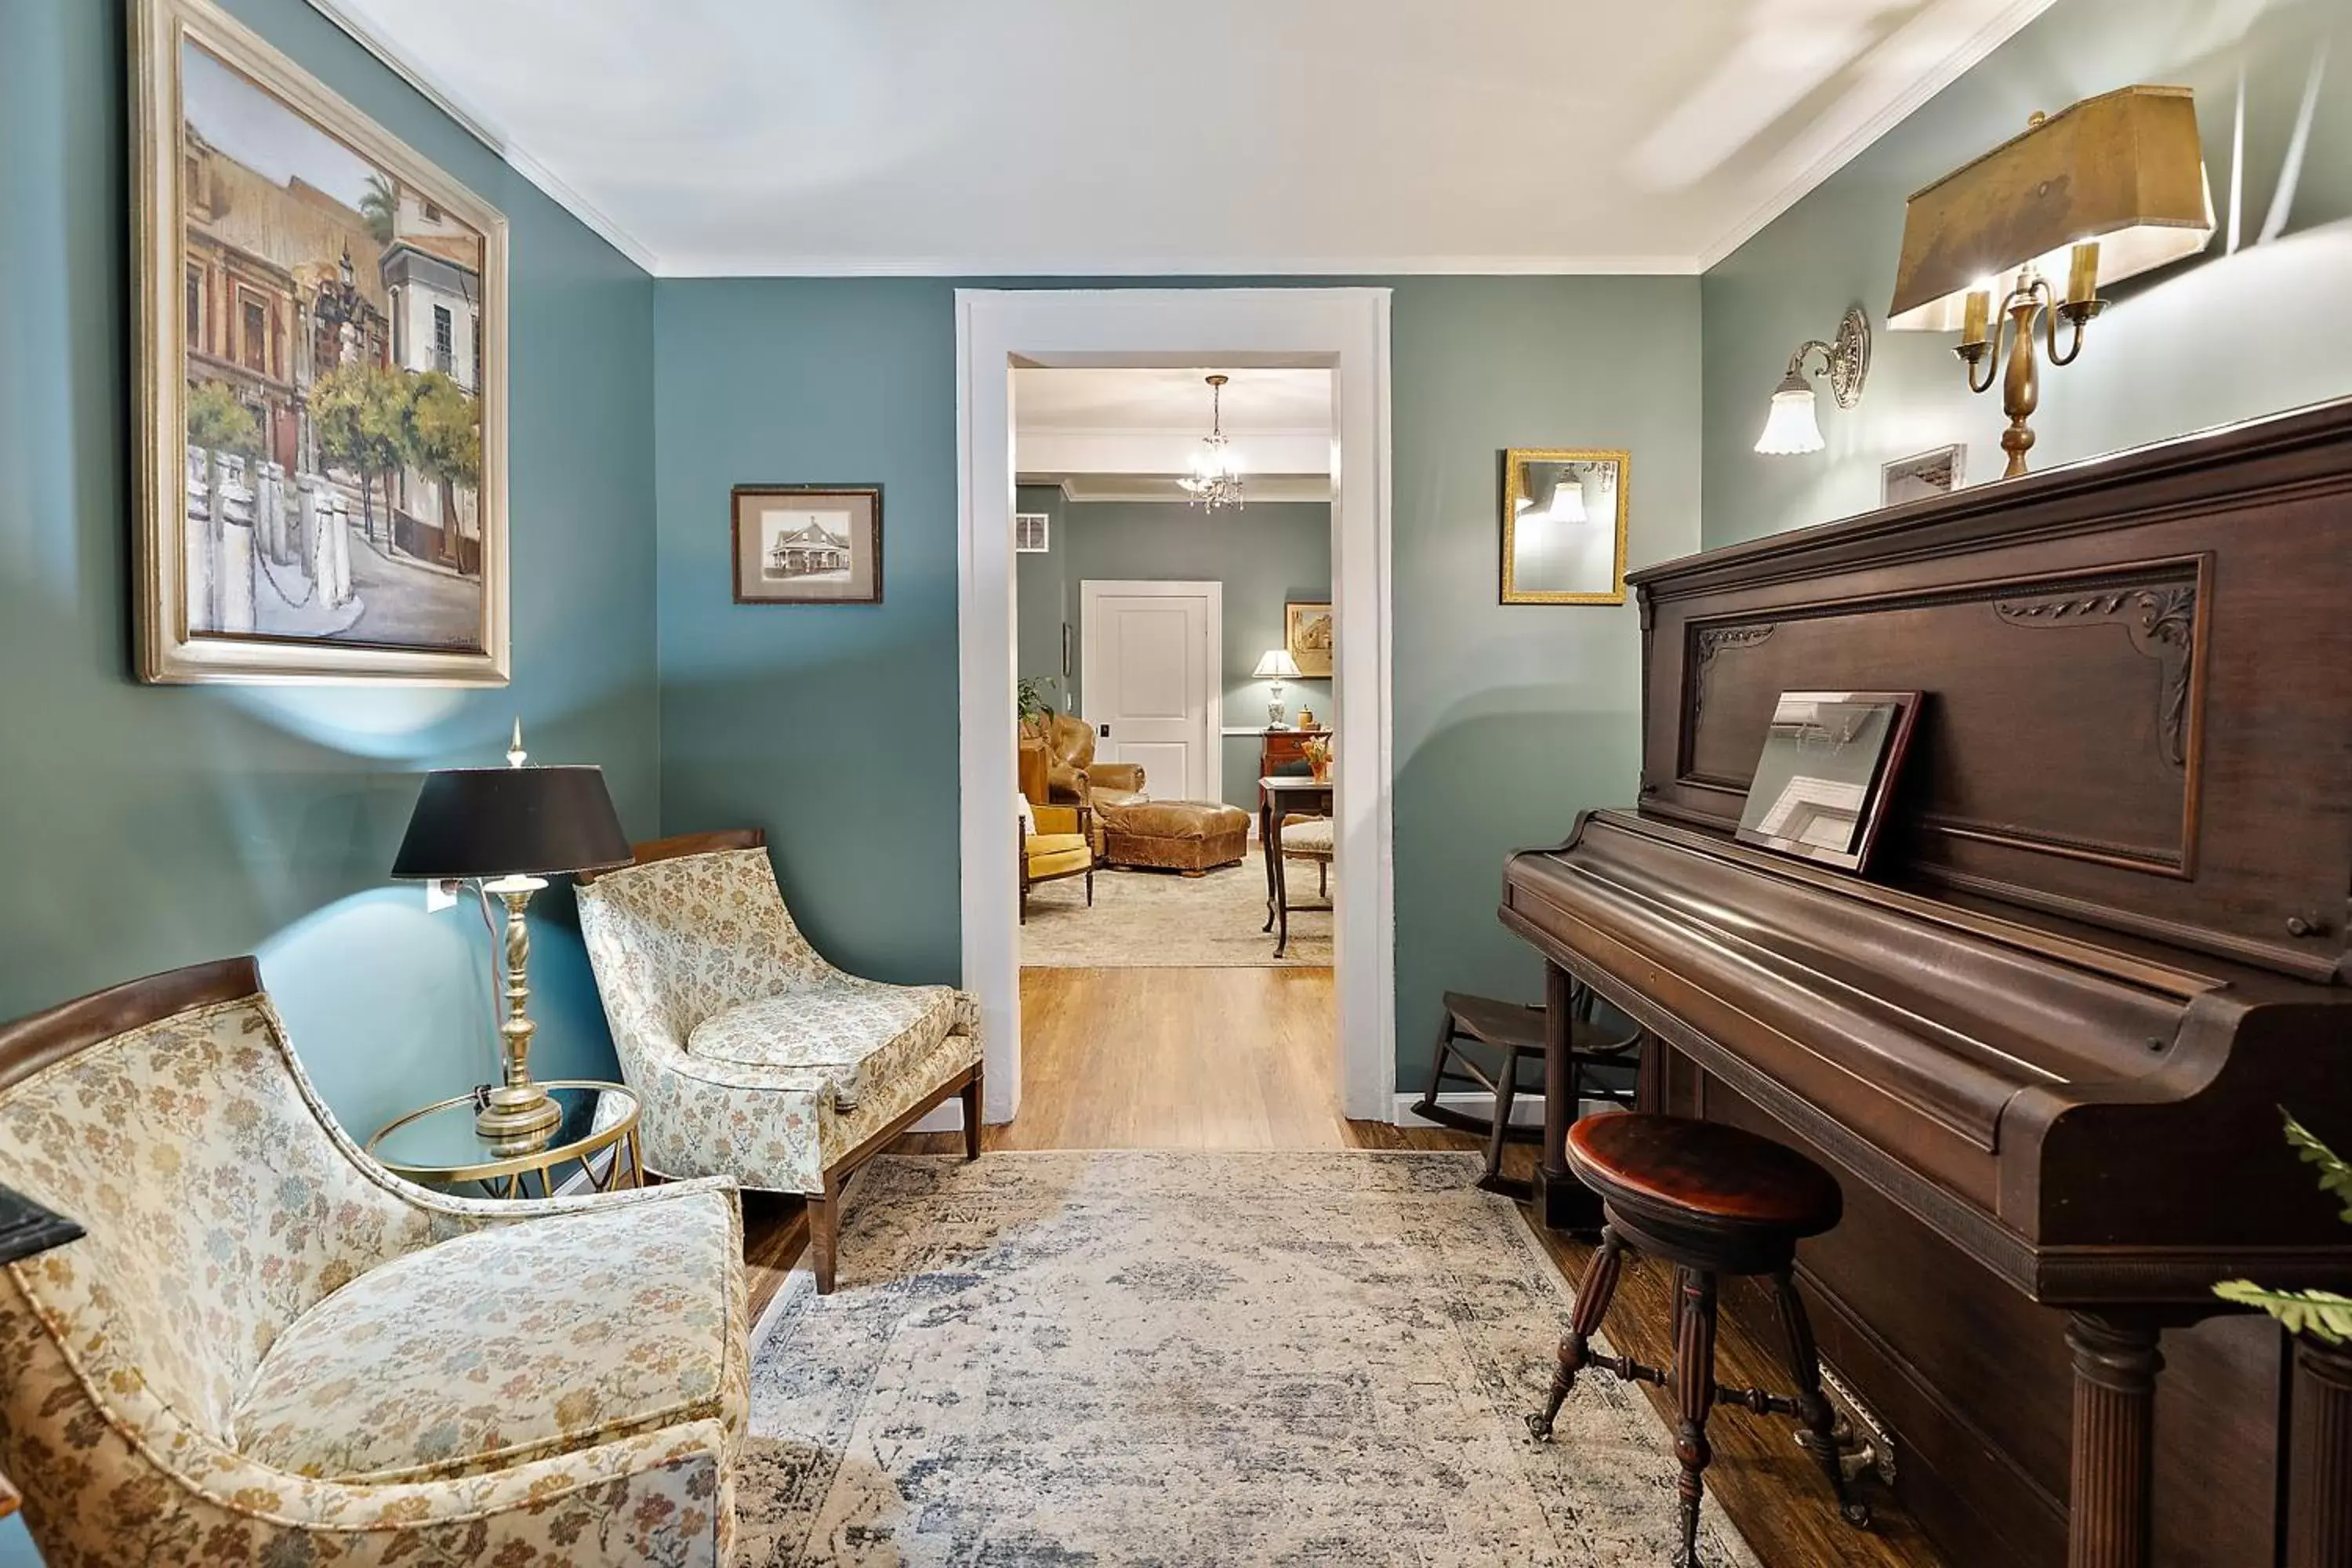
[732,486,884,604]
[1285,601,1333,678]
[131,0,509,684]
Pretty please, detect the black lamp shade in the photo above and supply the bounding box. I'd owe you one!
[392,766,632,880]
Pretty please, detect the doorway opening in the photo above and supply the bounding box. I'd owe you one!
[955,289,1394,1142]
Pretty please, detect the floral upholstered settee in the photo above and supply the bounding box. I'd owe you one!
[576,829,983,1293]
[0,957,746,1568]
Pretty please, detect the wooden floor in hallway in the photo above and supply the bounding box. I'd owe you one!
[737,961,1947,1568]
[978,964,1346,1149]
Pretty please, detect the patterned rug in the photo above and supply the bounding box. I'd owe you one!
[1020,848,1333,968]
[735,1151,1759,1566]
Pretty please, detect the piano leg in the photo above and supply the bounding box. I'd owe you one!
[1530,961,1604,1233]
[2065,1312,2165,1568]
[2289,1336,2352,1568]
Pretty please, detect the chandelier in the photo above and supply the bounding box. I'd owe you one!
[1178,374,1244,511]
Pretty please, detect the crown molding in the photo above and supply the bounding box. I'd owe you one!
[645,252,1704,279]
[301,0,662,274]
[307,0,2047,285]
[1690,0,2059,272]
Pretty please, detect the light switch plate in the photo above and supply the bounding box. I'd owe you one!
[425,878,460,913]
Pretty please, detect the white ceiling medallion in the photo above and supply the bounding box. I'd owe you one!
[1176,375,1244,513]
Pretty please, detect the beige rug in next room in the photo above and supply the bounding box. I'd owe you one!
[732,1150,1759,1567]
[1019,847,1333,968]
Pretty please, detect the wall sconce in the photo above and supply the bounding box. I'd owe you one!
[1888,85,2212,480]
[1753,307,1871,456]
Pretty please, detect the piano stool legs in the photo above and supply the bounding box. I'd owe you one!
[1527,1223,1628,1440]
[1771,1269,1871,1528]
[1528,1233,1867,1566]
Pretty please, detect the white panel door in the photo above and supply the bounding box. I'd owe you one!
[1080,580,1221,803]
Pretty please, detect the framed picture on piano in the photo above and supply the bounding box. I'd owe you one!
[1733,689,1921,874]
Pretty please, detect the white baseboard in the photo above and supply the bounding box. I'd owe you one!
[909,1099,965,1134]
[1389,1091,1621,1129]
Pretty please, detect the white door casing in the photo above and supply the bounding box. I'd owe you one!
[1079,579,1222,803]
[956,286,1396,1127]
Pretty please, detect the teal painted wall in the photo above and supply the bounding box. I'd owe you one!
[1017,492,1334,812]
[0,13,654,1553]
[1014,485,1072,710]
[654,277,1701,1083]
[1702,0,2352,550]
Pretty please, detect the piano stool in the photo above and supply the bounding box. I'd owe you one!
[1412,989,1639,1200]
[1528,1112,1871,1565]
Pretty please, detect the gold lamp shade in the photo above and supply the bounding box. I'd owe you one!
[1888,85,2213,332]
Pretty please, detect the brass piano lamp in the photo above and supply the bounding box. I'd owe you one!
[1888,85,2213,479]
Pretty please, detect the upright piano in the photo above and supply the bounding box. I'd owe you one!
[1503,400,2352,1568]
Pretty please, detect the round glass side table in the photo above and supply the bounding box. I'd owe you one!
[368,1080,643,1200]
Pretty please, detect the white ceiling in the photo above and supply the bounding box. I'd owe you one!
[310,0,2056,277]
[1014,368,1332,504]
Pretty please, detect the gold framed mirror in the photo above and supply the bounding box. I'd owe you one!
[1501,448,1629,605]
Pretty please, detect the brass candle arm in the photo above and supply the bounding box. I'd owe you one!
[1950,263,2106,479]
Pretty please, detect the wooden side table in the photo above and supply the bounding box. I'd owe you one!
[368,1080,643,1200]
[1256,728,1331,810]
[1257,775,1334,919]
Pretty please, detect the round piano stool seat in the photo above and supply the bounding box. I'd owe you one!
[1528,1113,1871,1565]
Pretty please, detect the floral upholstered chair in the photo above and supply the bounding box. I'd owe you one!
[0,957,746,1568]
[575,829,983,1294]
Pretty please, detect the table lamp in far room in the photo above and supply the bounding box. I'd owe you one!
[1254,648,1302,728]
[392,720,632,1151]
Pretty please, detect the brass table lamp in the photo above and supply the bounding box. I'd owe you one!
[393,725,631,1152]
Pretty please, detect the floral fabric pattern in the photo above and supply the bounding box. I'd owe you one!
[578,846,982,1195]
[233,1185,745,1485]
[688,978,966,1111]
[0,987,743,1567]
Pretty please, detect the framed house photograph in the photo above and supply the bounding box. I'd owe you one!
[1882,444,1965,506]
[732,486,884,604]
[1501,448,1630,604]
[131,0,510,684]
[1285,601,1333,678]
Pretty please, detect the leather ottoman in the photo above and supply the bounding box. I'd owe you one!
[1098,800,1250,874]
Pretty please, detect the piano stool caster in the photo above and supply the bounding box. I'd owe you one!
[1523,1112,1871,1564]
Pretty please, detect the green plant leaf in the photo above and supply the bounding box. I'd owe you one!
[2282,1109,2352,1222]
[2213,1280,2352,1345]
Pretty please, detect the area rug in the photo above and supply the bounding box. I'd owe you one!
[735,1151,1758,1566]
[1019,848,1333,968]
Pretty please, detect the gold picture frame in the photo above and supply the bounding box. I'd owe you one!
[1285,600,1333,678]
[1500,448,1630,605]
[131,0,510,684]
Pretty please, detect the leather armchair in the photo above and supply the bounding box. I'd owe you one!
[1030,711,1146,808]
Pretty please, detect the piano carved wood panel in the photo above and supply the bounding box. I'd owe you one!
[1678,554,2208,878]
[1639,413,2352,985]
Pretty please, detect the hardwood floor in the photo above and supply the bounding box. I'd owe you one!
[739,963,1945,1568]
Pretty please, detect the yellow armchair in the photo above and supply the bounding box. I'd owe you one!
[1022,801,1094,923]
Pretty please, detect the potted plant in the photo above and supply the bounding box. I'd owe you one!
[1301,734,1333,782]
[2212,1112,2352,1342]
[1018,676,1062,735]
